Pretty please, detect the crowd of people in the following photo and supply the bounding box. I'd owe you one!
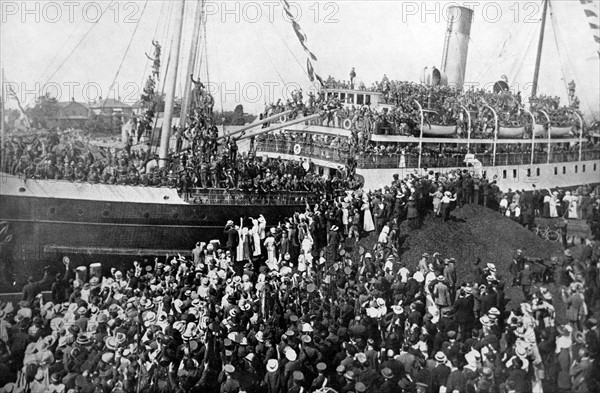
[498,186,600,243]
[321,74,583,135]
[1,168,600,393]
[0,119,360,200]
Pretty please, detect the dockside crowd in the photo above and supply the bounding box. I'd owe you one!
[1,169,600,393]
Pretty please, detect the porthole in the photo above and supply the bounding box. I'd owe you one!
[512,169,517,178]
[536,168,540,176]
[143,212,150,219]
[527,169,531,177]
[49,207,56,214]
[502,170,507,179]
[554,167,557,175]
[18,187,26,192]
[103,210,110,217]
[562,166,566,174]
[575,165,578,173]
[77,209,84,216]
[163,196,170,200]
[582,165,586,172]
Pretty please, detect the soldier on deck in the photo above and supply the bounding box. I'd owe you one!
[199,160,208,188]
[350,67,356,89]
[209,157,219,188]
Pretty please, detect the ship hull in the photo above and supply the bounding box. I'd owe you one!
[356,160,599,191]
[0,175,305,290]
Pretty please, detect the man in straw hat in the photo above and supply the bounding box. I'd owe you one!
[220,364,240,393]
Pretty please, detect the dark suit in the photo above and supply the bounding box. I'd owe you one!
[431,364,451,393]
[224,225,239,265]
[452,295,474,340]
[22,272,49,305]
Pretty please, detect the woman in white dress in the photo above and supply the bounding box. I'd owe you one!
[264,234,277,270]
[549,191,559,218]
[361,195,375,233]
[566,191,578,219]
[236,220,244,262]
[301,229,313,260]
[341,201,349,235]
[251,218,262,258]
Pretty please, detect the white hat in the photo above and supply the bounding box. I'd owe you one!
[284,347,297,361]
[413,272,425,283]
[266,359,279,372]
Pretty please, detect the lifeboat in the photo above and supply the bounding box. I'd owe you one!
[498,127,525,139]
[549,126,573,138]
[421,125,457,137]
[533,124,547,137]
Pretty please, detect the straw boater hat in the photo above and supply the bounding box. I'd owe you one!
[266,359,279,372]
[435,352,447,363]
[284,347,297,361]
[381,368,394,379]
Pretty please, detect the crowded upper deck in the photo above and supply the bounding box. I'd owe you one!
[2,74,599,198]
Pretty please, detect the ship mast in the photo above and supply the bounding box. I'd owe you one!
[531,0,549,98]
[1,68,5,171]
[180,0,204,129]
[158,0,186,169]
[440,14,454,73]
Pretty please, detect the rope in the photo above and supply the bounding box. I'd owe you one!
[38,20,85,83]
[203,10,210,86]
[210,20,226,116]
[149,3,175,152]
[511,25,537,84]
[139,1,168,89]
[251,24,286,86]
[107,1,149,99]
[270,23,311,80]
[548,1,574,96]
[43,1,116,86]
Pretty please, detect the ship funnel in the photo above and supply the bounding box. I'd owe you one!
[421,66,448,87]
[440,6,473,89]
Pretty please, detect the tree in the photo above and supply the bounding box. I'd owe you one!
[26,94,59,129]
[231,104,246,125]
[85,115,114,135]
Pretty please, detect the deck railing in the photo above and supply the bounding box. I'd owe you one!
[256,140,349,165]
[257,140,600,169]
[186,188,320,205]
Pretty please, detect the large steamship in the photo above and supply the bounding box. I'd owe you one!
[253,5,599,192]
[1,1,598,289]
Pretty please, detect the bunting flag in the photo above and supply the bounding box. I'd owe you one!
[579,0,600,46]
[307,59,315,82]
[281,0,321,85]
[292,22,307,44]
[315,73,325,88]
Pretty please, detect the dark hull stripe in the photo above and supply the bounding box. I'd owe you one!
[0,218,226,229]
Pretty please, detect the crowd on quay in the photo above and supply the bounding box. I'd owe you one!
[1,169,600,393]
[498,186,600,242]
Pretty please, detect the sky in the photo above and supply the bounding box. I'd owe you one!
[1,0,598,118]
